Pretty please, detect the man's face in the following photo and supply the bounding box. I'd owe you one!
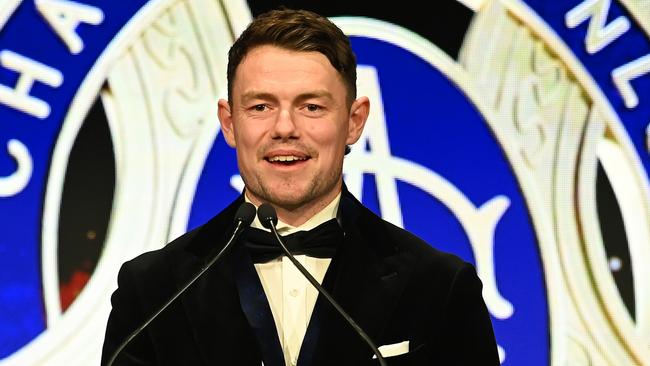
[218,45,368,212]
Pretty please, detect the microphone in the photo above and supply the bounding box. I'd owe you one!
[105,202,257,366]
[256,203,388,366]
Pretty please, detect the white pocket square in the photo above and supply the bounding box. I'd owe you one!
[372,340,409,359]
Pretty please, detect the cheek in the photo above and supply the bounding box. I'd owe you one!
[234,124,266,153]
[311,128,348,165]
[307,120,347,146]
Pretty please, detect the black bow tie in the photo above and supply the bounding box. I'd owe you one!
[243,219,344,263]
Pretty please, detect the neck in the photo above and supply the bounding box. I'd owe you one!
[246,183,342,227]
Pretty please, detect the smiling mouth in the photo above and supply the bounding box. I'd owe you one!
[264,155,310,166]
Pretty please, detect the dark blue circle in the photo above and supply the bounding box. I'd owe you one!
[189,33,550,366]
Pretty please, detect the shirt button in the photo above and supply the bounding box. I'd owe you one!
[289,289,299,297]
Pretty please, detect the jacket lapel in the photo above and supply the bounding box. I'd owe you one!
[298,190,417,366]
[229,242,285,366]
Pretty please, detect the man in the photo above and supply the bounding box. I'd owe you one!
[102,8,499,366]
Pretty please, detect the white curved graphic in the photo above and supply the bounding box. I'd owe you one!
[0,139,32,197]
[345,65,514,320]
[1,1,251,365]
[0,0,22,30]
[461,1,650,364]
[345,152,514,320]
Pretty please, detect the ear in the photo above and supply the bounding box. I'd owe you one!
[346,96,370,145]
[217,99,236,148]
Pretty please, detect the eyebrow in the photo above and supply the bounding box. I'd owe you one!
[240,90,334,104]
[294,91,333,103]
[240,92,278,104]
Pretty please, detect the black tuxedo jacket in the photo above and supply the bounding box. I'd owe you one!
[101,190,499,365]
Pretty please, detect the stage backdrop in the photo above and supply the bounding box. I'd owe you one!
[0,0,649,364]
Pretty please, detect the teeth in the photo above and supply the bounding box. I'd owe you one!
[268,155,307,162]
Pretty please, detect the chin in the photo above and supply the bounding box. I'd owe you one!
[248,171,339,209]
[260,182,317,209]
[267,190,311,209]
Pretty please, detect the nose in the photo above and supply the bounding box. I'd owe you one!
[271,109,299,140]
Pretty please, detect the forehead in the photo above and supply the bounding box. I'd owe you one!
[232,45,346,99]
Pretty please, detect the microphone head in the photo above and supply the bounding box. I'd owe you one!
[234,202,256,227]
[257,203,278,229]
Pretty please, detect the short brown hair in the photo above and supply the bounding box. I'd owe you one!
[226,8,357,106]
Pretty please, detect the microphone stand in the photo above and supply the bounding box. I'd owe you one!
[260,208,388,366]
[106,203,256,366]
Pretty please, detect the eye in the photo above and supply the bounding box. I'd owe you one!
[252,104,268,112]
[305,104,321,112]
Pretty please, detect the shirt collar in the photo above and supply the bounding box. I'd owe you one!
[246,192,342,235]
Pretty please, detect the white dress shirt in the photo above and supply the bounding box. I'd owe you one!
[246,193,341,366]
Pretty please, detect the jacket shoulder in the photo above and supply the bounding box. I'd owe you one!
[387,220,466,271]
[351,197,469,276]
[120,195,244,276]
[120,223,203,276]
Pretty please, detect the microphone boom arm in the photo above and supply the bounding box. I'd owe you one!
[106,218,249,366]
[267,223,388,366]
